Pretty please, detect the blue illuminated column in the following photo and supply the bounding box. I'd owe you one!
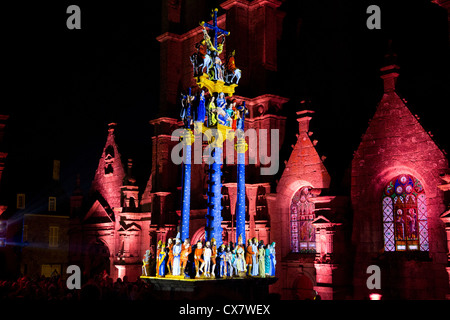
[235,140,247,244]
[180,88,193,242]
[180,135,192,242]
[235,102,247,243]
[206,146,223,247]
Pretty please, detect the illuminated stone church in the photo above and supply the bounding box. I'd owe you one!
[68,0,450,300]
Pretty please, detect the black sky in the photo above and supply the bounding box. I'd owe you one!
[2,0,449,203]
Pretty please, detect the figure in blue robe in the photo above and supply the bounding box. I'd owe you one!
[158,244,167,277]
[265,245,271,276]
[180,92,195,128]
[195,90,206,123]
[269,242,276,276]
[225,103,234,127]
[235,103,248,131]
[218,244,227,277]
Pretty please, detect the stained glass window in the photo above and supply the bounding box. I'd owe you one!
[382,174,428,252]
[290,187,316,252]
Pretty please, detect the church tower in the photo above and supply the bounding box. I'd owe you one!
[269,107,351,299]
[69,123,151,281]
[351,53,449,299]
[91,123,126,209]
[157,0,286,117]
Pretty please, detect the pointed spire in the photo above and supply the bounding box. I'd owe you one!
[123,158,137,186]
[108,122,117,134]
[380,40,400,93]
[90,122,126,209]
[296,108,315,133]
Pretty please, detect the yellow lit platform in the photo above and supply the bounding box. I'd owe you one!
[194,122,235,146]
[196,73,238,96]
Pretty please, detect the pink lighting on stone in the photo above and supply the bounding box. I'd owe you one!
[61,1,449,301]
[369,293,382,300]
[351,58,449,299]
[116,265,126,280]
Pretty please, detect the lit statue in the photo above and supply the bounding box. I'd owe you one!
[269,242,276,276]
[172,234,182,276]
[245,239,255,276]
[180,92,195,128]
[166,238,174,275]
[190,30,213,76]
[251,238,259,276]
[157,242,167,277]
[207,95,218,127]
[180,238,192,276]
[211,238,217,277]
[202,27,216,78]
[225,100,235,127]
[142,250,151,276]
[235,102,248,131]
[194,241,204,278]
[264,244,271,277]
[235,235,247,277]
[194,89,206,124]
[224,244,233,277]
[226,244,235,277]
[258,242,265,278]
[226,50,241,84]
[203,241,212,277]
[156,240,162,276]
[228,99,238,130]
[216,92,228,125]
[218,243,227,278]
[212,35,226,81]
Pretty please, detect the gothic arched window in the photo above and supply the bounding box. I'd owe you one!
[290,187,316,252]
[382,174,429,252]
[104,145,115,175]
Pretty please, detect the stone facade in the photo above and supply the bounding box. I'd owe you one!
[58,0,450,300]
[351,64,449,299]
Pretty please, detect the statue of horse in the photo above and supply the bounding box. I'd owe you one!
[226,68,241,84]
[190,52,213,76]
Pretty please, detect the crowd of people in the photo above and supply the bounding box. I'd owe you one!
[0,273,156,301]
[1,237,276,300]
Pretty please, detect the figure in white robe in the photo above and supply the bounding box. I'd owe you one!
[235,245,247,276]
[172,237,182,276]
[203,241,212,277]
[251,239,259,276]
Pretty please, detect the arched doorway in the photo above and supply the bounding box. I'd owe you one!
[292,274,315,300]
[191,228,206,245]
[85,239,111,278]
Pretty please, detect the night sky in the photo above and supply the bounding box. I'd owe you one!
[2,0,449,206]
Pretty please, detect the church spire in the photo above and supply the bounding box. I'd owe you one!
[296,108,314,133]
[123,158,137,186]
[380,40,400,93]
[91,122,126,209]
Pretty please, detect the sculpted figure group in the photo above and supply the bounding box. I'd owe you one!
[180,88,247,131]
[144,234,276,279]
[190,27,241,85]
